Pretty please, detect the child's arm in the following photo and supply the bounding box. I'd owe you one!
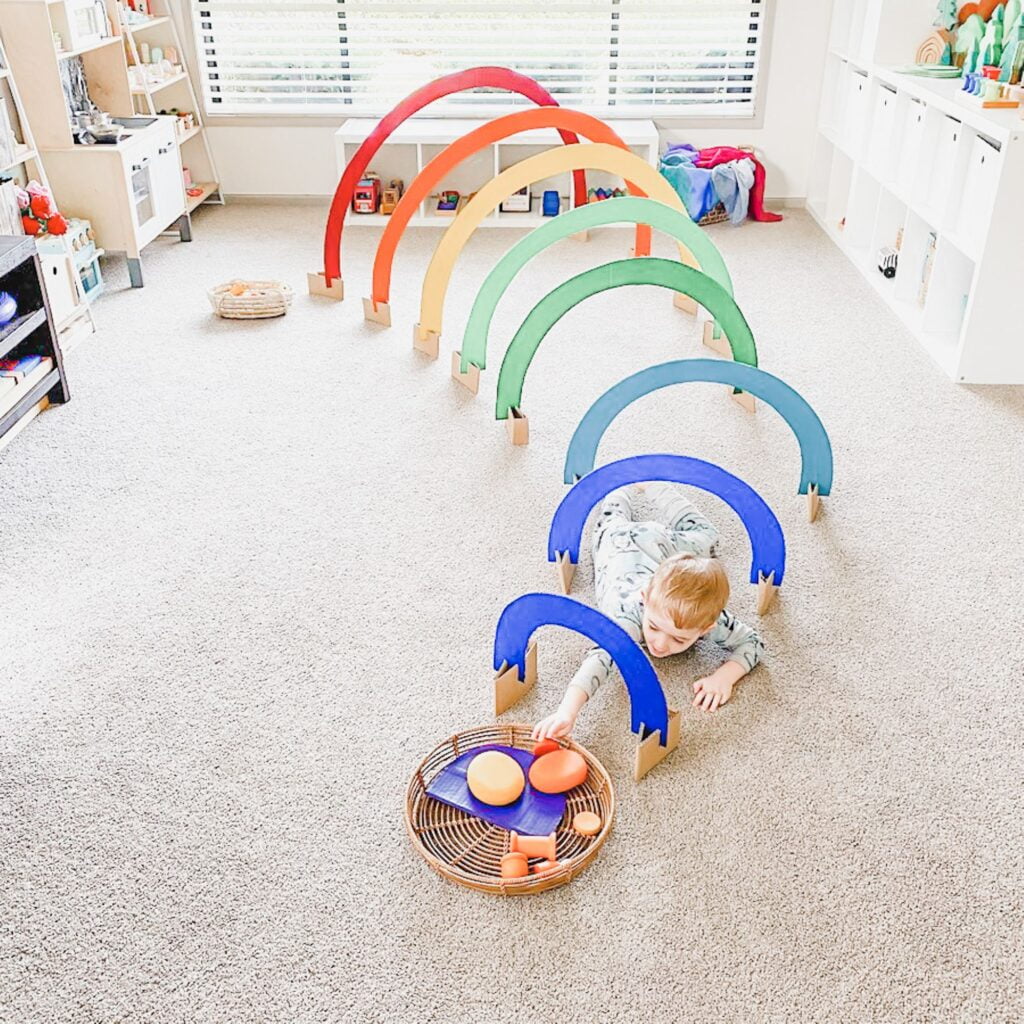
[693,608,765,713]
[532,603,643,740]
[645,481,719,555]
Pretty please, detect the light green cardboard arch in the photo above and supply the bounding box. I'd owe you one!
[460,195,734,376]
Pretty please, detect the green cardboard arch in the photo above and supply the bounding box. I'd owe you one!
[495,258,758,421]
[459,196,734,376]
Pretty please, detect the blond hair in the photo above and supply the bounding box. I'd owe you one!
[646,552,729,631]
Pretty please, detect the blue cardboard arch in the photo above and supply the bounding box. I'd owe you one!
[494,592,670,744]
[548,455,786,586]
[563,359,833,498]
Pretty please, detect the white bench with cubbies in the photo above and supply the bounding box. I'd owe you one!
[811,0,1024,384]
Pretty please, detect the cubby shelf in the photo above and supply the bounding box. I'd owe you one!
[335,117,659,227]
[812,0,1024,384]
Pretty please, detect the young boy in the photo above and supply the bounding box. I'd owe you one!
[532,482,765,741]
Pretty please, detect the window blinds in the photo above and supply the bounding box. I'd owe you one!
[190,0,764,116]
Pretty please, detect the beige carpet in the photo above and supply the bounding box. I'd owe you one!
[1,202,1022,1023]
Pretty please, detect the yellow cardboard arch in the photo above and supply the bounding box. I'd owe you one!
[413,143,698,354]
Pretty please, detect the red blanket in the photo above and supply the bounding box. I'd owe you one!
[695,146,783,223]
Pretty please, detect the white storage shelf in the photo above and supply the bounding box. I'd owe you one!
[810,1,1024,384]
[334,118,659,228]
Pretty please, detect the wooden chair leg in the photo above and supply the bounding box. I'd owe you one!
[494,641,538,715]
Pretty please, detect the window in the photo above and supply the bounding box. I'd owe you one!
[190,0,766,117]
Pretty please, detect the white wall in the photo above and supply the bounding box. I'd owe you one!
[198,1,832,202]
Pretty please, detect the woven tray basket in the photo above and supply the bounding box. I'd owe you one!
[405,723,615,895]
[208,280,293,319]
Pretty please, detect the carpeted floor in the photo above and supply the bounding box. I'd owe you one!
[1,203,1022,1023]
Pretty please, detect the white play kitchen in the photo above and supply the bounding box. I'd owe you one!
[0,0,219,287]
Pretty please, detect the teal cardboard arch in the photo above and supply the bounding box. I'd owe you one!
[548,455,786,586]
[494,592,670,744]
[563,359,833,497]
[459,196,734,376]
[495,258,757,420]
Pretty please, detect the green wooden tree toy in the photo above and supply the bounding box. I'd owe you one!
[934,0,958,28]
[980,5,1004,67]
[955,13,987,69]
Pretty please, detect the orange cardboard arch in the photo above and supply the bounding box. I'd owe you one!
[413,143,698,352]
[313,67,588,298]
[365,108,651,322]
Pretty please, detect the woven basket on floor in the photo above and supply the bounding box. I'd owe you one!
[405,723,615,895]
[698,203,729,227]
[208,280,293,319]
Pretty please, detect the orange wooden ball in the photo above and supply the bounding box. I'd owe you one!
[528,748,588,795]
[572,811,602,836]
[500,852,529,878]
[466,750,525,806]
[532,739,561,757]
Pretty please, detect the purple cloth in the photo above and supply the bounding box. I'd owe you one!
[426,744,566,835]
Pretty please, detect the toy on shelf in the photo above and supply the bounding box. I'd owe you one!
[412,142,704,359]
[453,195,735,394]
[587,186,627,202]
[0,290,16,325]
[562,359,834,522]
[405,724,614,895]
[493,259,759,446]
[492,593,680,781]
[362,108,658,327]
[962,66,1021,102]
[541,190,560,216]
[878,246,899,278]
[352,173,381,214]
[16,181,67,237]
[548,454,786,613]
[434,189,461,216]
[916,28,955,63]
[312,66,593,300]
[380,179,404,214]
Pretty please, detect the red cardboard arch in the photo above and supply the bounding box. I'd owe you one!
[367,108,650,316]
[319,67,588,291]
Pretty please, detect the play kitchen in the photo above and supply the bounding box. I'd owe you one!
[43,115,188,288]
[0,1,196,290]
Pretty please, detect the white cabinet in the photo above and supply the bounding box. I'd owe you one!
[41,117,188,288]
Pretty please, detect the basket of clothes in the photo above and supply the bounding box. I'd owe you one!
[659,144,783,226]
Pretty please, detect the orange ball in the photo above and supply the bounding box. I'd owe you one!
[500,852,529,878]
[466,750,525,806]
[532,739,561,757]
[528,749,588,795]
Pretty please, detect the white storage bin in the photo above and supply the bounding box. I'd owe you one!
[954,134,1001,259]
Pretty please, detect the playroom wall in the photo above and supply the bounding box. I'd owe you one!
[175,0,832,203]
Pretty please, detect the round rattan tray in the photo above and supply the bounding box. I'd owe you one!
[208,280,293,319]
[405,724,615,895]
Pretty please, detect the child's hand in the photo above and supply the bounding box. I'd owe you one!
[692,672,734,713]
[531,708,577,741]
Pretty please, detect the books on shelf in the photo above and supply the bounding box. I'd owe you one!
[0,353,43,381]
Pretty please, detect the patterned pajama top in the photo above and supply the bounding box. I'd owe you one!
[569,482,766,699]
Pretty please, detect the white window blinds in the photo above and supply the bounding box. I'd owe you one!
[189,0,765,117]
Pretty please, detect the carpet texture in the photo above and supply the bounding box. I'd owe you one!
[1,204,1022,1023]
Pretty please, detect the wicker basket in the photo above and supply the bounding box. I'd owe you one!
[405,723,615,896]
[698,203,729,227]
[208,280,293,319]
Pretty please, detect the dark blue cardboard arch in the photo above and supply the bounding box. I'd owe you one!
[548,454,786,586]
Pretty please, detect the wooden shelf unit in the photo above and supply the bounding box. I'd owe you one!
[119,1,221,212]
[810,0,1024,384]
[335,118,659,227]
[0,235,70,453]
